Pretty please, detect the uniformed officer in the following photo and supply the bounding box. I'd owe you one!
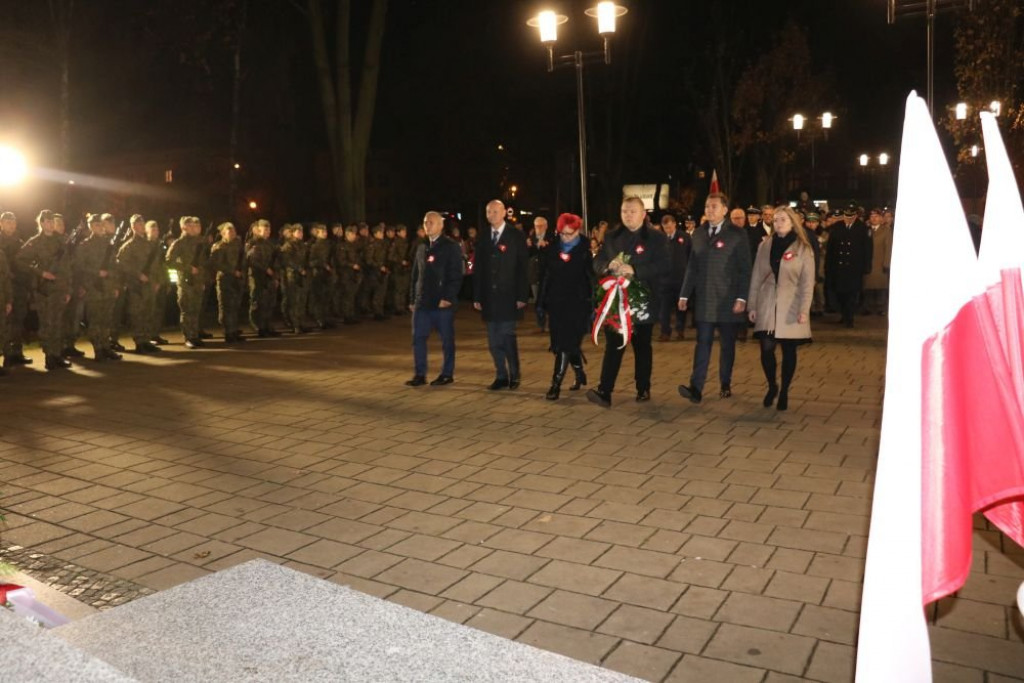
[307,223,334,329]
[280,223,311,333]
[16,210,72,370]
[145,221,171,345]
[335,224,363,324]
[116,215,163,353]
[364,223,389,320]
[166,216,208,347]
[208,222,246,342]
[75,213,123,361]
[246,218,280,337]
[824,203,872,327]
[0,211,32,368]
[389,224,412,315]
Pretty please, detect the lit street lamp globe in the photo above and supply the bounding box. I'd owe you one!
[0,146,28,186]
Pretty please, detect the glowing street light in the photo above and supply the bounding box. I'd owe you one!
[878,153,890,166]
[248,200,258,210]
[792,114,805,131]
[821,112,834,129]
[971,144,980,157]
[990,100,1001,116]
[859,154,870,167]
[0,146,28,186]
[955,102,968,120]
[233,162,241,170]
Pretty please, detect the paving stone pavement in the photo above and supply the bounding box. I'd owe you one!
[0,310,1022,682]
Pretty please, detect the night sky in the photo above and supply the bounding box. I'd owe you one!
[0,0,961,225]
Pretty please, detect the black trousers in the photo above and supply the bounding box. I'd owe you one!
[598,324,653,394]
[837,290,859,325]
[690,321,738,391]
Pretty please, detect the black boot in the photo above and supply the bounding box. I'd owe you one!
[546,353,569,401]
[568,352,587,391]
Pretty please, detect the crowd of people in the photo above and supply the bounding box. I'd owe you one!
[0,194,895,413]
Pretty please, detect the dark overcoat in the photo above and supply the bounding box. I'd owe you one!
[679,221,752,324]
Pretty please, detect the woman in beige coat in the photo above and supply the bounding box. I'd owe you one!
[747,206,815,410]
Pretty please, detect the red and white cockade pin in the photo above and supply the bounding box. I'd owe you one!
[427,254,436,263]
[498,244,507,253]
[559,252,571,262]
[677,237,684,244]
[635,244,645,254]
[782,251,795,261]
[715,240,725,249]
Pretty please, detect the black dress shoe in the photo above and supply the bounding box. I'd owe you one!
[45,356,71,370]
[109,341,126,352]
[508,378,520,390]
[198,332,213,340]
[586,388,612,408]
[636,389,651,402]
[763,385,778,407]
[488,378,510,390]
[233,333,246,343]
[405,375,427,387]
[776,392,789,411]
[62,346,85,358]
[184,339,203,349]
[677,384,702,404]
[430,375,453,386]
[153,336,170,345]
[104,349,122,361]
[719,387,732,398]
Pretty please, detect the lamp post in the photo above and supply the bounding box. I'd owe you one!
[528,2,627,233]
[790,112,834,200]
[857,153,892,204]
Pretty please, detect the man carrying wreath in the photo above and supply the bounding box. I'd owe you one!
[587,196,670,407]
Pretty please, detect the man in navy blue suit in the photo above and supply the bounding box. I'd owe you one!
[405,211,464,387]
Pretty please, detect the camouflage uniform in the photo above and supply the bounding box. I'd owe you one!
[150,240,170,339]
[364,234,388,318]
[0,232,28,361]
[335,237,363,323]
[247,237,279,334]
[16,232,72,361]
[117,234,164,347]
[307,235,333,328]
[165,233,208,342]
[74,233,121,358]
[279,238,310,331]
[388,235,411,314]
[0,249,11,361]
[208,237,245,339]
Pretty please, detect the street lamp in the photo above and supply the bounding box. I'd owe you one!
[859,154,870,167]
[791,112,834,198]
[878,153,890,166]
[955,102,968,120]
[0,146,28,187]
[528,2,628,233]
[248,200,258,211]
[990,100,1001,116]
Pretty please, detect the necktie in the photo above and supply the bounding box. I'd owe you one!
[492,230,499,245]
[708,225,716,238]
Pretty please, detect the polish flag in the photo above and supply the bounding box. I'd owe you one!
[856,95,1024,681]
[709,169,720,194]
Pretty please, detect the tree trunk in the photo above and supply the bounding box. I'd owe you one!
[49,0,73,173]
[228,0,247,215]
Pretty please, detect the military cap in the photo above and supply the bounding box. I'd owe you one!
[344,223,358,233]
[683,215,696,223]
[843,202,858,216]
[37,209,55,222]
[745,206,762,215]
[805,212,821,221]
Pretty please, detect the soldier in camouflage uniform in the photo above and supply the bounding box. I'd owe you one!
[335,224,363,324]
[363,223,389,320]
[307,223,333,329]
[279,224,310,333]
[247,219,281,337]
[107,214,133,352]
[389,224,412,315]
[75,214,123,361]
[16,210,72,370]
[59,215,90,359]
[146,221,171,345]
[355,223,371,315]
[0,228,11,376]
[208,222,246,343]
[117,217,164,353]
[329,223,345,320]
[0,211,31,367]
[165,216,208,348]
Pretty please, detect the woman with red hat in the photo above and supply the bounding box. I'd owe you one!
[537,213,593,399]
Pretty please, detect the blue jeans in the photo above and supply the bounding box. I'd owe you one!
[690,321,738,391]
[412,308,456,377]
[486,319,520,381]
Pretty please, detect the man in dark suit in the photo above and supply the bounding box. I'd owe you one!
[658,213,691,341]
[474,199,529,389]
[744,205,766,262]
[677,192,752,403]
[824,202,872,327]
[406,211,464,387]
[587,196,671,407]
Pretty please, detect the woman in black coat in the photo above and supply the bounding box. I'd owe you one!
[537,213,594,400]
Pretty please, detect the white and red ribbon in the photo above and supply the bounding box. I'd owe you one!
[592,275,633,349]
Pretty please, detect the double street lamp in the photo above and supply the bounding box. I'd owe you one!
[790,112,834,198]
[528,2,628,233]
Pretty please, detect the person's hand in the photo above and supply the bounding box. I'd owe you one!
[4,303,11,315]
[619,264,635,277]
[797,313,807,324]
[63,294,71,304]
[234,270,243,278]
[516,301,527,309]
[41,271,56,281]
[732,299,746,314]
[353,264,361,271]
[409,304,416,312]
[538,239,548,248]
[608,258,622,273]
[677,298,687,311]
[190,266,199,275]
[439,299,452,309]
[473,302,482,311]
[266,268,275,276]
[138,273,149,283]
[748,311,757,323]
[99,269,109,278]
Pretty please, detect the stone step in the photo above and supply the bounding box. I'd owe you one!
[0,605,135,682]
[55,559,639,682]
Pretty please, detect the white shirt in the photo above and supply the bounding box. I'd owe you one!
[490,222,506,243]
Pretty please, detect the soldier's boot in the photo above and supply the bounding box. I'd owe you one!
[569,352,587,391]
[545,353,570,401]
[104,347,123,361]
[92,344,108,362]
[62,345,85,358]
[45,355,71,370]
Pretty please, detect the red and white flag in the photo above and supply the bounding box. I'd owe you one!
[709,169,720,194]
[856,94,1024,681]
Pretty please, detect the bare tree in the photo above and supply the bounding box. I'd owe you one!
[304,0,388,221]
[49,0,74,171]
